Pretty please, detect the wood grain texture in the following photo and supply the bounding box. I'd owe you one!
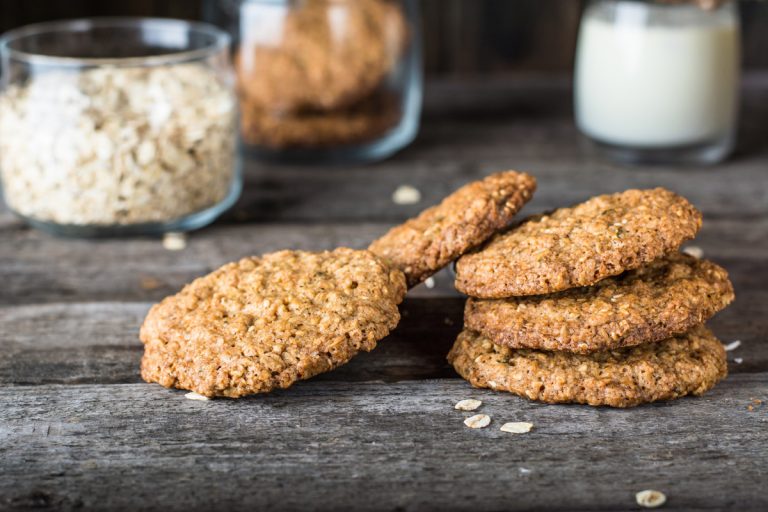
[1,378,766,512]
[1,77,767,511]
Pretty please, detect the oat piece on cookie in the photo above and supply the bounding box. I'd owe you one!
[369,171,536,287]
[455,188,702,298]
[465,253,734,353]
[140,248,406,397]
[448,326,727,408]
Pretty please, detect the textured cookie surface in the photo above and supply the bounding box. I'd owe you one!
[455,188,702,298]
[448,326,727,408]
[465,253,734,353]
[236,0,407,113]
[140,249,406,397]
[369,171,536,287]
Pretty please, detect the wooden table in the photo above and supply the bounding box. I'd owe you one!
[2,77,767,511]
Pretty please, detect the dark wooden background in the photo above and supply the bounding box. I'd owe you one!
[1,0,767,74]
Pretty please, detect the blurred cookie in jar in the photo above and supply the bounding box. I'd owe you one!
[240,90,402,149]
[235,0,409,114]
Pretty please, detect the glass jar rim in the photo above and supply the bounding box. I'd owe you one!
[0,17,231,68]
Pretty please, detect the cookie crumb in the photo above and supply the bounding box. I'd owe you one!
[464,414,491,429]
[140,276,163,290]
[635,489,666,508]
[682,246,704,259]
[392,185,421,205]
[454,399,482,411]
[184,392,210,401]
[424,277,435,289]
[723,340,741,351]
[734,357,743,364]
[163,232,187,251]
[500,421,534,434]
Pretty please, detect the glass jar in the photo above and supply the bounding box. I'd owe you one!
[0,18,241,237]
[574,0,740,165]
[205,0,423,164]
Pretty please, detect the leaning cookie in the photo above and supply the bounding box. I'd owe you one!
[369,171,536,288]
[447,326,727,408]
[456,188,702,298]
[465,253,734,353]
[140,249,406,397]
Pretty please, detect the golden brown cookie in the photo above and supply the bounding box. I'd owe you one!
[236,0,408,113]
[465,253,734,353]
[447,326,727,408]
[456,188,702,298]
[140,249,406,397]
[369,171,537,288]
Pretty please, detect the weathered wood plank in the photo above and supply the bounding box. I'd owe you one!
[0,377,765,511]
[1,219,765,305]
[0,294,759,386]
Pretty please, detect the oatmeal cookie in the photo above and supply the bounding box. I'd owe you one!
[236,0,408,113]
[447,326,727,408]
[465,253,734,353]
[456,188,702,298]
[369,171,537,287]
[140,248,406,397]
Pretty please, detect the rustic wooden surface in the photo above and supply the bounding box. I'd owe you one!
[1,77,767,511]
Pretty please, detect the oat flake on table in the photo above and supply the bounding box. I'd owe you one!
[464,414,491,429]
[454,399,482,411]
[635,489,666,508]
[500,422,534,434]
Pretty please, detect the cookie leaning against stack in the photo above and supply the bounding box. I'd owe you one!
[450,188,735,407]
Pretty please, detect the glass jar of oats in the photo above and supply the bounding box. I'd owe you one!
[0,18,241,236]
[206,0,423,163]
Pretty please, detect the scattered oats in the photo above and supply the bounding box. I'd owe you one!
[635,489,666,508]
[443,317,454,326]
[140,276,162,290]
[734,357,743,364]
[454,399,482,411]
[464,414,491,429]
[723,340,741,351]
[500,422,534,434]
[163,232,187,251]
[518,467,532,475]
[487,380,498,389]
[392,184,421,205]
[682,246,704,259]
[424,277,435,289]
[184,392,210,401]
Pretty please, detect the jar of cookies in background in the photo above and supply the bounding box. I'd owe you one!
[0,18,241,237]
[205,0,422,163]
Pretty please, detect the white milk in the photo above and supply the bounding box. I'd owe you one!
[575,2,739,148]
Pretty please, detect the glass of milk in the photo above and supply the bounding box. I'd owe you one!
[574,0,740,165]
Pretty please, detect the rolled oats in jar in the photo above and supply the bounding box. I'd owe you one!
[0,18,241,236]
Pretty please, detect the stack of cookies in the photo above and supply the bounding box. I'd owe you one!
[449,189,735,407]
